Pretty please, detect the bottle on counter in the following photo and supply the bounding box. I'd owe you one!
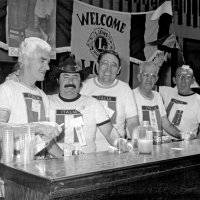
[137,121,153,154]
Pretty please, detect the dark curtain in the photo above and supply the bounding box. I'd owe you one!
[0,0,7,43]
[56,0,73,47]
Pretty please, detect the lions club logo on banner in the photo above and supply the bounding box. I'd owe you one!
[86,27,115,59]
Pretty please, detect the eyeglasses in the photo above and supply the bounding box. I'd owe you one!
[141,73,158,79]
[100,60,119,69]
[176,75,193,81]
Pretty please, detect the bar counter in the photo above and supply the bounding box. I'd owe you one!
[1,139,200,200]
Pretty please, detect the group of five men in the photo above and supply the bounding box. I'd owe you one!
[0,37,199,158]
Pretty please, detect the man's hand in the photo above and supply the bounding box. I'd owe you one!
[34,122,63,143]
[116,138,133,152]
[0,109,10,123]
[181,131,196,140]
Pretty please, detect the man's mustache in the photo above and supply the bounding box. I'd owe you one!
[64,84,76,89]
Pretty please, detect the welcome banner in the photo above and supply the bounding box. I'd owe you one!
[71,0,131,83]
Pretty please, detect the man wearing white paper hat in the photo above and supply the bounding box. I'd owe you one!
[48,54,131,154]
[159,65,200,138]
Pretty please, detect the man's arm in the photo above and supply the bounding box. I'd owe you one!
[98,121,118,147]
[161,115,182,139]
[126,115,139,139]
[0,109,10,123]
[98,121,131,152]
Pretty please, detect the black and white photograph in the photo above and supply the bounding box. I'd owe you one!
[0,0,200,199]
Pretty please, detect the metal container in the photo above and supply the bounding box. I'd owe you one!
[153,130,162,145]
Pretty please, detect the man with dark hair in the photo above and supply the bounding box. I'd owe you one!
[48,54,131,154]
[81,50,139,151]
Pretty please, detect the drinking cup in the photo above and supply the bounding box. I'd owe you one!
[2,129,14,163]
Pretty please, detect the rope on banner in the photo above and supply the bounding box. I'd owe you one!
[56,46,71,53]
[0,42,143,65]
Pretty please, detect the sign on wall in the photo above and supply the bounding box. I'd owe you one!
[7,0,57,58]
[71,0,131,83]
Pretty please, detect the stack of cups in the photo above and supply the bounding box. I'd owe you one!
[20,125,36,163]
[2,128,14,163]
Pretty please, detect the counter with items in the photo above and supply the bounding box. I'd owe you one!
[1,139,200,200]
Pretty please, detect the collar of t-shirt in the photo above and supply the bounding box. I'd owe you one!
[178,92,195,97]
[95,77,118,88]
[58,93,81,102]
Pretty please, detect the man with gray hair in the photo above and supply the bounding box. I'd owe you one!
[0,37,64,199]
[159,65,200,138]
[133,61,182,139]
[0,37,62,157]
[0,37,51,123]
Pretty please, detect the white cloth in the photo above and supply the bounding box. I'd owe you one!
[48,94,110,153]
[0,80,49,123]
[81,77,138,151]
[81,77,138,136]
[159,86,200,135]
[133,87,166,131]
[35,0,54,18]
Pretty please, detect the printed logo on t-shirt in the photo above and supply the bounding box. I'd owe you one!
[93,95,117,124]
[166,98,187,126]
[55,109,84,144]
[142,105,161,131]
[23,93,46,122]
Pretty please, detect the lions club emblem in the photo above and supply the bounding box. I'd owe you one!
[86,27,115,59]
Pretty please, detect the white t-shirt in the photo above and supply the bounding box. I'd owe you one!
[48,94,110,153]
[81,77,138,137]
[159,86,200,135]
[0,80,49,124]
[133,87,166,131]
